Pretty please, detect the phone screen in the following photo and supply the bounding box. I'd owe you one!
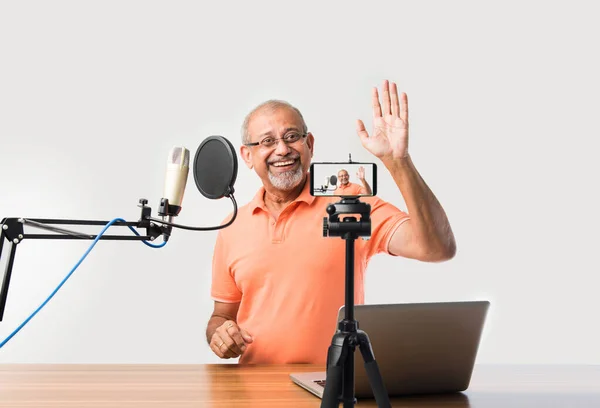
[310,162,377,197]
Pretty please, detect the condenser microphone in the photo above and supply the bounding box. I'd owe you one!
[150,136,238,242]
[159,147,190,218]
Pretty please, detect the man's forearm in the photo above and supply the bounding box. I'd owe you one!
[385,154,456,260]
[360,179,373,195]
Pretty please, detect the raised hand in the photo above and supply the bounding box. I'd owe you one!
[357,166,365,181]
[357,80,409,162]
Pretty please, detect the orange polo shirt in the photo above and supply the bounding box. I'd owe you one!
[334,182,366,196]
[211,179,409,364]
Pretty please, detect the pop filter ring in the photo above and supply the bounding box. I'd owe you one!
[193,135,238,200]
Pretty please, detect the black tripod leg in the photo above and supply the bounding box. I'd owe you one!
[356,330,391,408]
[321,332,352,408]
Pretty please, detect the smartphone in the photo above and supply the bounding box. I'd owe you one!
[310,162,377,197]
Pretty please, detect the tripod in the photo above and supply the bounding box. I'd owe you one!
[321,197,391,408]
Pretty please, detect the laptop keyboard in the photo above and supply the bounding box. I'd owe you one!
[314,380,326,388]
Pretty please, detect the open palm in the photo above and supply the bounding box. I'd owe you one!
[357,80,409,161]
[356,166,365,181]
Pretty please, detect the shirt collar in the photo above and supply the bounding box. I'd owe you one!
[250,175,316,214]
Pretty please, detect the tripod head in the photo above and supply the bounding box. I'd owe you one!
[322,197,371,240]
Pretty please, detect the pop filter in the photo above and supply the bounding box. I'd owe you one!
[193,136,238,199]
[329,175,338,186]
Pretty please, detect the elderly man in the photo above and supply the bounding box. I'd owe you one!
[206,80,456,364]
[334,166,373,196]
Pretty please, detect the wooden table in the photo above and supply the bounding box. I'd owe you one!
[0,364,599,407]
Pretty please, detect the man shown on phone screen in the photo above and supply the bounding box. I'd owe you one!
[206,80,456,364]
[334,166,373,196]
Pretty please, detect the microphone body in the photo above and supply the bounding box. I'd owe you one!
[158,147,190,240]
[163,147,190,214]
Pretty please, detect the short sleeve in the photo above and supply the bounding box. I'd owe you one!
[210,229,243,303]
[363,196,410,258]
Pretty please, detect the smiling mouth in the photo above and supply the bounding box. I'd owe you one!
[270,158,298,170]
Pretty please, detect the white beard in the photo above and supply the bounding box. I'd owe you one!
[268,167,304,190]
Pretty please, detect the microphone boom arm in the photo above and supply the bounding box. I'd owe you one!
[1,194,239,322]
[4,218,161,241]
[0,199,164,322]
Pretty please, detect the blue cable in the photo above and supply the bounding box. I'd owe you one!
[127,225,167,249]
[0,218,166,349]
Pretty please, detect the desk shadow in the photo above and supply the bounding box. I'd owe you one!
[465,392,600,408]
[383,392,470,407]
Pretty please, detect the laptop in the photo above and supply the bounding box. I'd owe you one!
[290,300,489,399]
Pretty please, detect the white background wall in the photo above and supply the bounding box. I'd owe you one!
[1,1,598,364]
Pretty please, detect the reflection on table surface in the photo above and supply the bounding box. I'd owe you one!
[0,363,598,407]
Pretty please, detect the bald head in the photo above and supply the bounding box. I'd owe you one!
[241,100,308,144]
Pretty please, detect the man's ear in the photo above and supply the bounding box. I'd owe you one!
[240,145,253,169]
[307,132,315,158]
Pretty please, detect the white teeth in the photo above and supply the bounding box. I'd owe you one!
[272,160,295,167]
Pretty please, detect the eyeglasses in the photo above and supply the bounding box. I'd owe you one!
[244,131,308,149]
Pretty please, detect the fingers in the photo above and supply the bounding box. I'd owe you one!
[226,325,248,354]
[210,334,237,359]
[372,88,382,118]
[240,329,254,343]
[210,320,251,359]
[390,82,400,117]
[381,79,391,116]
[400,91,408,123]
[356,167,364,180]
[356,119,369,145]
[220,320,246,355]
[375,80,404,119]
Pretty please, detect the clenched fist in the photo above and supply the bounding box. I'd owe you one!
[209,320,253,359]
